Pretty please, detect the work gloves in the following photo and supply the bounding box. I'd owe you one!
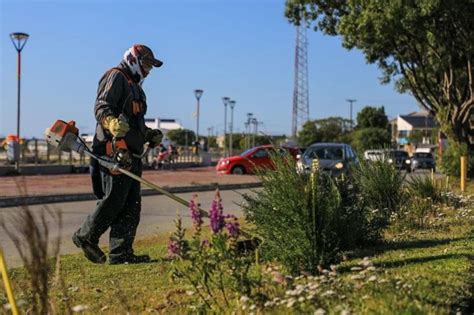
[145,128,163,147]
[102,116,129,138]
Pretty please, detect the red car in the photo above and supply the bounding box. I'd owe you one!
[216,145,300,175]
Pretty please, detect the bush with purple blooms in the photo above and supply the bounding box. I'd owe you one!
[169,190,261,311]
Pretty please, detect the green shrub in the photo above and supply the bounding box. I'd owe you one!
[350,158,406,242]
[439,139,474,177]
[241,156,364,274]
[406,175,442,203]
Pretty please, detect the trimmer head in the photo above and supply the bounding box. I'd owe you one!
[45,120,85,153]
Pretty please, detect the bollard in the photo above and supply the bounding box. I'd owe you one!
[34,139,38,165]
[460,156,467,192]
[46,142,50,163]
[0,248,19,315]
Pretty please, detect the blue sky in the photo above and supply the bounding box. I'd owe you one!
[0,0,419,138]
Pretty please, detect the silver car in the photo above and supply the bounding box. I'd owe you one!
[296,143,358,176]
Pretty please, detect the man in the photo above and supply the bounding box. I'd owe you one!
[73,44,163,264]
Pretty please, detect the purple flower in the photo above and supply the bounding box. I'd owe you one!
[209,190,225,234]
[201,239,210,247]
[168,240,180,257]
[225,219,240,238]
[189,195,203,229]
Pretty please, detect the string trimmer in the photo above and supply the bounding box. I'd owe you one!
[45,120,260,250]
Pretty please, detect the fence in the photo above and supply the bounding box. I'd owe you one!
[0,138,225,167]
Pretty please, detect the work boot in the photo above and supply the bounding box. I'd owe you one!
[109,254,151,265]
[72,233,106,264]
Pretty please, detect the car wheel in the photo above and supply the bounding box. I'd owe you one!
[231,165,245,175]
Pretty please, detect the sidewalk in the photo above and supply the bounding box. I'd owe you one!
[0,167,261,207]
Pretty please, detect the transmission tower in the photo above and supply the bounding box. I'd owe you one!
[292,22,310,139]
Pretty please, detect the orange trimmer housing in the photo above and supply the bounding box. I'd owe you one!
[49,120,79,137]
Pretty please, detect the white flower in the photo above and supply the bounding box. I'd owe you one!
[286,298,297,308]
[240,295,250,303]
[350,275,364,280]
[298,297,306,302]
[264,301,275,308]
[72,305,88,312]
[314,308,326,315]
[249,304,256,310]
[186,290,195,296]
[350,266,362,271]
[321,290,335,297]
[368,275,377,282]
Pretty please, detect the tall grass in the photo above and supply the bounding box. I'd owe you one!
[0,178,66,314]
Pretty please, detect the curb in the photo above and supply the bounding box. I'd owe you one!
[0,182,262,208]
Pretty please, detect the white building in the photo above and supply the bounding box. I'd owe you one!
[390,111,438,147]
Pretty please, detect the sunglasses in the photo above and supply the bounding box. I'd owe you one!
[140,59,153,74]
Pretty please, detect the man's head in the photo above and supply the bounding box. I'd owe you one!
[123,44,163,81]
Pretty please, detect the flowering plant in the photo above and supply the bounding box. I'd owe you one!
[169,189,260,311]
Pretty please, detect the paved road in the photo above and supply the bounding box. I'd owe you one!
[0,189,257,267]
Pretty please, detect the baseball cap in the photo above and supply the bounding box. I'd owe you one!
[134,44,163,68]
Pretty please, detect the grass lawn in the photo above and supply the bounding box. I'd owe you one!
[1,182,473,314]
[1,217,472,314]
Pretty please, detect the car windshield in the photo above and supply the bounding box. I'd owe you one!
[392,151,408,158]
[414,153,433,158]
[240,148,255,156]
[305,146,344,160]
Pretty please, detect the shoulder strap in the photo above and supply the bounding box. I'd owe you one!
[106,67,138,115]
[108,67,133,86]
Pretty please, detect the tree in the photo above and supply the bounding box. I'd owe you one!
[352,127,391,153]
[166,129,195,146]
[297,116,351,146]
[356,106,388,129]
[286,0,474,148]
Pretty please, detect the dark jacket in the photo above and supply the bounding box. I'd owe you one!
[92,62,148,155]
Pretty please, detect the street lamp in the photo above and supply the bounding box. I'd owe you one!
[194,89,203,142]
[346,98,357,131]
[229,100,236,156]
[222,97,230,156]
[251,118,257,147]
[246,113,253,149]
[10,32,29,172]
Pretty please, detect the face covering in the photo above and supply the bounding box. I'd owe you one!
[123,46,145,82]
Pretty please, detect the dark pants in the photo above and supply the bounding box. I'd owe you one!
[75,159,142,260]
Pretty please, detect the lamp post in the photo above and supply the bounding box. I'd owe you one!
[251,118,258,147]
[194,89,203,142]
[346,98,357,131]
[10,32,29,172]
[229,100,236,156]
[222,97,230,156]
[246,112,253,149]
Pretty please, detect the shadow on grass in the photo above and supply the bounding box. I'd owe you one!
[346,235,473,260]
[451,254,474,314]
[375,252,469,269]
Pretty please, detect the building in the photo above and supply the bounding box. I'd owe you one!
[145,118,183,146]
[390,111,438,148]
[144,118,182,132]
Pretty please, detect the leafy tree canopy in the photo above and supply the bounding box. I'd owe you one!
[166,129,195,146]
[297,116,351,146]
[352,127,392,153]
[356,106,388,129]
[286,0,474,147]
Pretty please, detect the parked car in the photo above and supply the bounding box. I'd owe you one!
[364,149,385,162]
[296,143,358,176]
[387,150,412,172]
[411,152,436,172]
[216,145,300,175]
